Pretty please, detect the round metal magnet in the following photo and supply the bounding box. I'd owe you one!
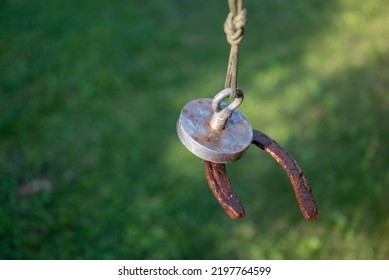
[176,88,253,163]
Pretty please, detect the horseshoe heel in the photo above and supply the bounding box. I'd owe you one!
[204,161,245,219]
[204,129,318,220]
[251,130,317,220]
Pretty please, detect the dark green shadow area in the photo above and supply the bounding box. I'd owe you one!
[1,0,388,259]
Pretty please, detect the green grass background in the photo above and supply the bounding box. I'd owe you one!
[1,0,388,259]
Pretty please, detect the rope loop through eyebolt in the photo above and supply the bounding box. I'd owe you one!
[218,0,247,110]
[210,88,244,131]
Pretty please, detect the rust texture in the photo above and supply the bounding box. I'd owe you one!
[204,161,245,219]
[251,129,318,220]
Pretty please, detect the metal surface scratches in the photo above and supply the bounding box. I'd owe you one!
[204,129,318,220]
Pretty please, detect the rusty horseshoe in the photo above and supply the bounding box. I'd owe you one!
[204,129,318,220]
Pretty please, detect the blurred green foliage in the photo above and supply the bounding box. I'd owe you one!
[1,0,388,259]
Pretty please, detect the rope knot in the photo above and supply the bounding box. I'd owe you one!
[224,8,247,45]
